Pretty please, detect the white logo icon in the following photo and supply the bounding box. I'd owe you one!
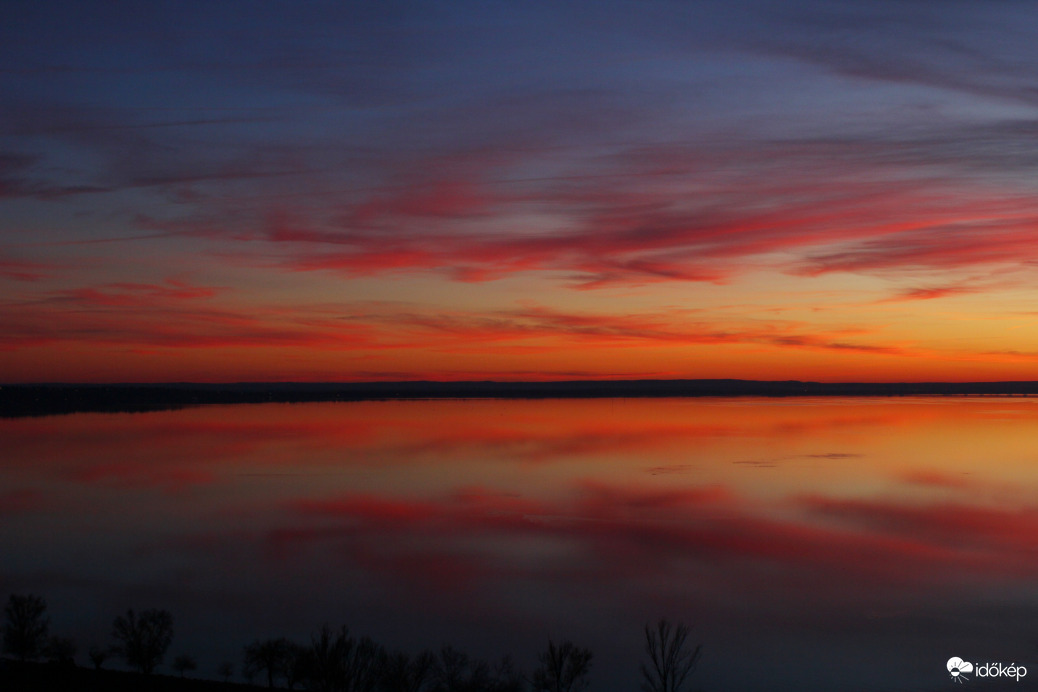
[948,657,974,683]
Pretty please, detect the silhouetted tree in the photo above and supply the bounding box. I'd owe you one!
[111,608,174,674]
[284,641,309,690]
[217,660,234,682]
[173,653,197,677]
[640,620,701,692]
[349,636,387,692]
[245,637,293,688]
[431,646,472,692]
[490,655,525,692]
[3,594,49,662]
[309,625,350,692]
[44,635,77,665]
[307,624,387,692]
[429,646,516,692]
[464,660,493,692]
[531,640,592,692]
[380,649,435,692]
[89,644,111,670]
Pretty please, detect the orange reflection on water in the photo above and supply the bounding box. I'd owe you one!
[2,397,1037,691]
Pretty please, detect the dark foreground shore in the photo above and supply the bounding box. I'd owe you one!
[0,660,259,692]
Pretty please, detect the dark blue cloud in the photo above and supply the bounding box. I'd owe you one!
[5,0,1038,281]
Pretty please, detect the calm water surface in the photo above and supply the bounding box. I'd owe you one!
[3,398,1037,691]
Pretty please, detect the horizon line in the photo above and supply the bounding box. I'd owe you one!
[8,377,1038,387]
[7,379,1038,419]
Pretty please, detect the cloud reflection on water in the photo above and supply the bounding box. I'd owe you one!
[2,398,1037,691]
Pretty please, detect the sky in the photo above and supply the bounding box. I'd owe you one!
[5,0,1038,382]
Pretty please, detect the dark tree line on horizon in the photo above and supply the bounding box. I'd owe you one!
[2,593,704,691]
[7,380,1038,418]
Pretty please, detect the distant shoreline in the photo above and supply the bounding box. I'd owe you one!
[4,379,1038,417]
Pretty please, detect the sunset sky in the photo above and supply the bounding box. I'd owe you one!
[5,1,1038,382]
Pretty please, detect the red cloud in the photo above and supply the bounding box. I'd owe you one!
[366,304,911,358]
[800,218,1038,276]
[0,279,381,351]
[219,149,1038,292]
[60,279,223,308]
[880,284,980,302]
[0,253,50,281]
[249,164,957,288]
[2,286,914,362]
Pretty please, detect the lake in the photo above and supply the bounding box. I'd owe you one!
[2,397,1036,690]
